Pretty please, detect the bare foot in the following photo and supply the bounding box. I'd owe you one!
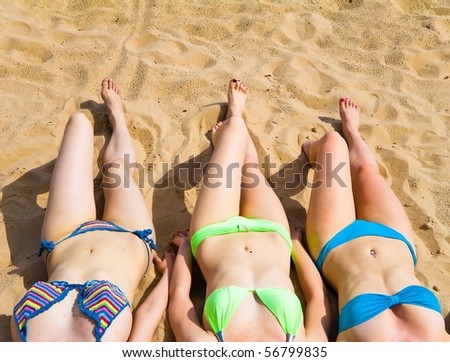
[339,97,360,140]
[210,79,248,147]
[100,77,126,129]
[226,78,248,118]
[210,121,224,148]
[301,140,314,163]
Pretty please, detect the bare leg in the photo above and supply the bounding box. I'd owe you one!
[41,112,96,241]
[239,130,290,232]
[304,131,356,259]
[100,78,153,232]
[339,98,415,243]
[190,79,249,233]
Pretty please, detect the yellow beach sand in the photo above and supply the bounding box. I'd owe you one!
[0,0,449,341]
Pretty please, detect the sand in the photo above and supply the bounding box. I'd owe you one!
[0,0,449,342]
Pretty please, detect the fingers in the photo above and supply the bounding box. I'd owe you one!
[152,252,168,274]
[169,229,190,247]
[172,229,189,238]
[152,252,165,265]
[151,227,189,273]
[152,250,162,263]
[151,247,177,276]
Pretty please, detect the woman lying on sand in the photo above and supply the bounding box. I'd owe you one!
[168,79,331,342]
[301,98,450,341]
[11,78,173,342]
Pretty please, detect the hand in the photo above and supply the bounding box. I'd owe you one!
[290,225,302,243]
[170,229,190,248]
[152,249,176,277]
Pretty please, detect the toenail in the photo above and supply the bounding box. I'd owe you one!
[232,79,237,83]
[340,98,345,102]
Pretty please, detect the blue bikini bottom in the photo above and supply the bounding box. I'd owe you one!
[339,285,442,333]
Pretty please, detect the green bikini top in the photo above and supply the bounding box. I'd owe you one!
[191,216,292,260]
[204,285,303,342]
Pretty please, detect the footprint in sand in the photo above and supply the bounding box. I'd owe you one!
[297,123,329,147]
[273,12,332,44]
[125,31,216,70]
[435,17,450,40]
[266,56,337,110]
[365,93,380,117]
[177,102,272,166]
[410,49,450,78]
[179,104,226,156]
[0,36,53,64]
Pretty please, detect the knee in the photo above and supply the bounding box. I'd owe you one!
[220,116,248,145]
[224,116,247,132]
[67,112,93,132]
[353,161,381,180]
[68,111,90,123]
[320,131,347,152]
[209,116,248,151]
[321,131,345,145]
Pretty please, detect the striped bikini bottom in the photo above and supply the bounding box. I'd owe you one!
[13,280,129,342]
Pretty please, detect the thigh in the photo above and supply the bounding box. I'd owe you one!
[190,117,248,233]
[305,132,356,259]
[352,166,415,243]
[41,112,96,241]
[240,165,290,232]
[102,160,154,232]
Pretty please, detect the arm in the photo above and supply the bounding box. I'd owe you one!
[168,230,213,342]
[128,250,174,342]
[290,226,332,341]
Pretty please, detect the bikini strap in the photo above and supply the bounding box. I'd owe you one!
[132,229,156,250]
[215,331,224,342]
[38,240,55,256]
[286,334,295,342]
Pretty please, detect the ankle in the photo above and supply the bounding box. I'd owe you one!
[343,126,361,143]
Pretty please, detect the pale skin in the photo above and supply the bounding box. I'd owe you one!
[168,79,331,342]
[303,98,450,341]
[11,78,173,342]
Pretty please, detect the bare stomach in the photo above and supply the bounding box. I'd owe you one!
[43,231,149,300]
[321,236,420,306]
[195,232,302,341]
[196,232,294,294]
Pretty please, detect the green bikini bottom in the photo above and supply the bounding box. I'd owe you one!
[204,285,303,342]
